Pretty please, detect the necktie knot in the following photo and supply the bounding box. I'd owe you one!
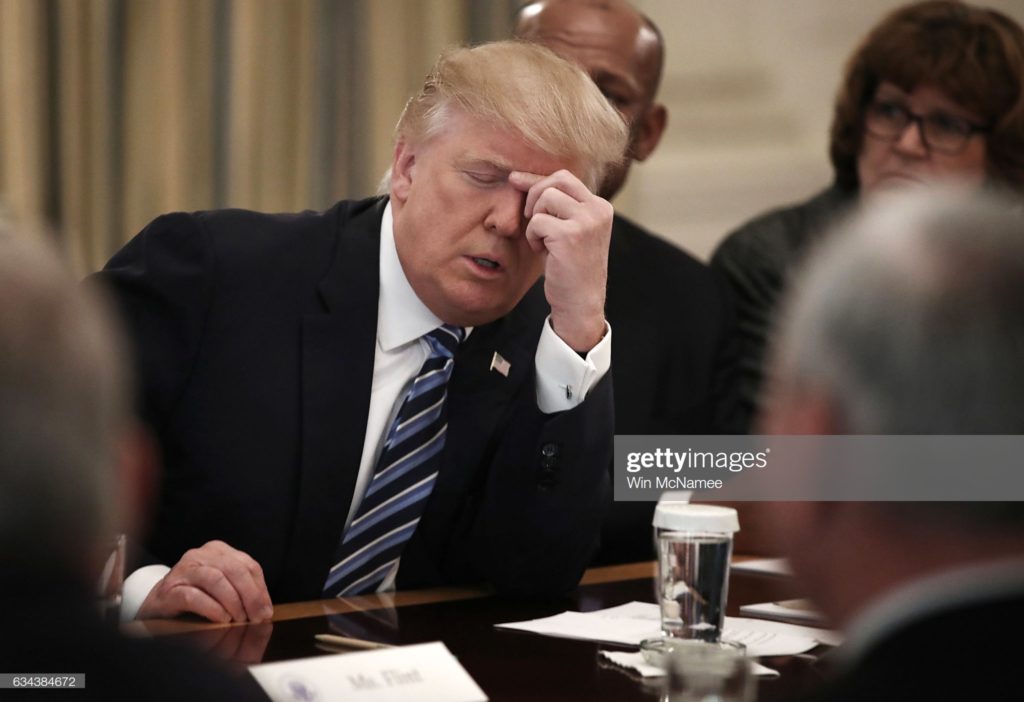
[425,324,464,360]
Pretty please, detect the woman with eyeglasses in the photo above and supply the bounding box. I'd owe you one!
[711,0,1024,431]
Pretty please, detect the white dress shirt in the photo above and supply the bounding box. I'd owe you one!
[121,202,611,618]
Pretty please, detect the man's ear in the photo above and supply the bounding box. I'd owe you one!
[391,138,416,205]
[630,103,667,162]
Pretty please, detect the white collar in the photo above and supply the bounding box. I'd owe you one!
[377,201,445,352]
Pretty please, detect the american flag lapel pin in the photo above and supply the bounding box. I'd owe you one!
[490,352,511,377]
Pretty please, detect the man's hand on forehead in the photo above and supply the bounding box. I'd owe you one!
[509,170,612,352]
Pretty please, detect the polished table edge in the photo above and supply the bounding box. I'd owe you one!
[124,555,765,637]
[122,585,493,637]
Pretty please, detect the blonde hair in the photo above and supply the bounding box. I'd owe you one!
[386,40,628,191]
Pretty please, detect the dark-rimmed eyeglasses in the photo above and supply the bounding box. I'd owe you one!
[864,100,990,155]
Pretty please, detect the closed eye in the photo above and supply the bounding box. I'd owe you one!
[464,171,505,186]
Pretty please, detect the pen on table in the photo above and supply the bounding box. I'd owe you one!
[314,633,395,650]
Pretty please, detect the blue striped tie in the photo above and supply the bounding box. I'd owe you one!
[323,324,465,596]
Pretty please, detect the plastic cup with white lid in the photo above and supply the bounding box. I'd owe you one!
[653,503,739,642]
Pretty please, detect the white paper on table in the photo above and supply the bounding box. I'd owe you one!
[496,601,838,657]
[725,616,844,648]
[729,558,793,577]
[598,650,779,679]
[495,609,661,646]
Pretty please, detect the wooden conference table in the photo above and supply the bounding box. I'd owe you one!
[131,559,828,701]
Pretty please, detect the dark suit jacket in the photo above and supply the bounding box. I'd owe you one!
[710,186,855,431]
[97,197,611,602]
[798,593,1023,701]
[593,213,737,565]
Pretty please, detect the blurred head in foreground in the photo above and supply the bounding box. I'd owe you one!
[0,225,265,700]
[761,187,1024,628]
[0,222,145,587]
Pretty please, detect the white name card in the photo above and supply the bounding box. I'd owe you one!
[248,641,488,702]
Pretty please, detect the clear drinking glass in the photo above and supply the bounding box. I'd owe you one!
[657,639,755,702]
[654,504,739,642]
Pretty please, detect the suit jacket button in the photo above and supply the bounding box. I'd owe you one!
[541,442,559,457]
[540,454,557,469]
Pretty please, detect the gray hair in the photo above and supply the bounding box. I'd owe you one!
[773,187,1024,436]
[770,188,1024,527]
[0,222,130,570]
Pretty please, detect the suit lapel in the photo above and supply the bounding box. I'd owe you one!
[280,198,386,600]
[437,283,547,495]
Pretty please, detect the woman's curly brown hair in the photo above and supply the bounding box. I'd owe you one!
[830,1,1024,192]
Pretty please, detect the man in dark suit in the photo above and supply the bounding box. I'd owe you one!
[760,189,1024,700]
[97,41,629,623]
[515,0,738,564]
[0,226,267,700]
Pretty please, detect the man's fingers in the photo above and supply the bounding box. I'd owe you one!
[509,170,544,193]
[512,169,593,217]
[189,564,248,622]
[219,557,273,622]
[197,540,273,621]
[511,171,547,218]
[532,186,581,222]
[166,584,233,623]
[235,550,273,620]
[140,541,273,624]
[524,213,560,253]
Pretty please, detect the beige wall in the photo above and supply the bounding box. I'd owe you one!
[618,0,1024,260]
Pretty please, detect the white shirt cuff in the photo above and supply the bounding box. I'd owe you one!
[120,564,170,621]
[534,316,611,414]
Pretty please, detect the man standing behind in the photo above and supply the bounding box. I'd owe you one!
[515,0,738,564]
[761,190,1024,699]
[98,41,628,622]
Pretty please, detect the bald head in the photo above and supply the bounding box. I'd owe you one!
[514,0,667,200]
